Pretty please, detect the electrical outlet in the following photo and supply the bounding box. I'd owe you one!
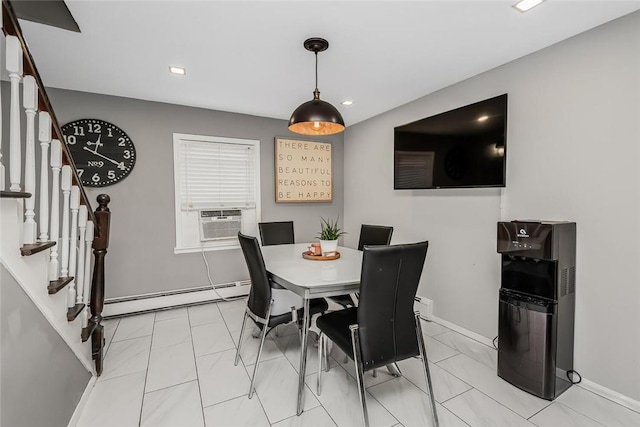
[414,296,433,321]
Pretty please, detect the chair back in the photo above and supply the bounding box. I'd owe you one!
[259,221,295,246]
[357,241,429,370]
[238,232,272,319]
[357,224,393,251]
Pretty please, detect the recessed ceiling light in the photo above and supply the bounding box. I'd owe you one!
[169,66,186,75]
[341,100,354,106]
[477,115,489,122]
[513,0,545,13]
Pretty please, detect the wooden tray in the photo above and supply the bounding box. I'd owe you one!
[302,251,341,261]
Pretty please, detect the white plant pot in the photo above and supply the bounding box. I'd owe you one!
[319,239,338,256]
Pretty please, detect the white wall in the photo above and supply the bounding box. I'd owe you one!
[1,263,91,427]
[344,12,640,401]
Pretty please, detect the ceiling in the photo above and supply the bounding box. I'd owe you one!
[17,1,640,127]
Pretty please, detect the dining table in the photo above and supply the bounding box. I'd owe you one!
[260,242,363,415]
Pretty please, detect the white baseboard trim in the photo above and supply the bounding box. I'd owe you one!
[102,284,250,317]
[579,378,640,414]
[67,376,97,427]
[431,315,495,348]
[431,315,640,413]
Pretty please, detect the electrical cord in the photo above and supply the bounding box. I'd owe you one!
[201,247,246,303]
[566,369,582,384]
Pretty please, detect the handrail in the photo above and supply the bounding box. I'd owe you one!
[2,0,95,224]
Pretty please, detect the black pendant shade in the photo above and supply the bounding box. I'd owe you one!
[288,38,345,136]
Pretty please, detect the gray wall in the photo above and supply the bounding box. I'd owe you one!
[344,12,640,401]
[43,88,344,298]
[1,263,91,427]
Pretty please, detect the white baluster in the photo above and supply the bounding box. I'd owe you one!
[81,220,94,328]
[75,205,88,306]
[67,186,80,308]
[22,76,38,244]
[60,165,72,277]
[0,13,4,191]
[49,140,62,280]
[39,112,51,241]
[6,35,23,192]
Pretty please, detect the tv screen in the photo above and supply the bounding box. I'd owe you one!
[394,94,507,189]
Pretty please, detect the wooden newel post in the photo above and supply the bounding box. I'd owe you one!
[89,194,110,375]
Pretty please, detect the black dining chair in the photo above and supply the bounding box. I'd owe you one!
[258,221,295,246]
[330,224,394,308]
[235,232,328,398]
[316,241,438,427]
[357,224,394,251]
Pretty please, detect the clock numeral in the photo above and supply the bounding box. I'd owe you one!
[118,162,127,171]
[108,170,116,179]
[78,169,84,176]
[107,128,113,138]
[92,173,101,183]
[73,126,86,136]
[118,137,126,147]
[123,150,131,159]
[88,123,102,133]
[66,135,77,145]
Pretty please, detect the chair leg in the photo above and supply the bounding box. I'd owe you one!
[415,312,439,427]
[349,293,359,307]
[324,335,330,372]
[317,333,324,395]
[248,302,273,399]
[387,362,402,377]
[252,325,261,338]
[234,311,249,366]
[350,325,369,427]
[297,321,303,345]
[372,369,377,378]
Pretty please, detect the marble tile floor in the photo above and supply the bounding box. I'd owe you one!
[76,300,640,427]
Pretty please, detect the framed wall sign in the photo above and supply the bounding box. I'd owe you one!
[275,137,332,203]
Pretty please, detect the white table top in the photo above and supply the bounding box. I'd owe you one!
[261,243,363,299]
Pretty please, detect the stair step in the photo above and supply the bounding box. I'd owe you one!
[0,190,32,199]
[67,303,85,321]
[21,241,56,256]
[81,323,95,342]
[48,276,73,295]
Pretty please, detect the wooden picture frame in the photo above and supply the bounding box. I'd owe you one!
[275,137,333,203]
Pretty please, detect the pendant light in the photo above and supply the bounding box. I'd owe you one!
[288,38,345,136]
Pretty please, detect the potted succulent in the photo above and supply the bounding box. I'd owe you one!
[317,217,346,256]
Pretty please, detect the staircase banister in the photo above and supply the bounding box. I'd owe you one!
[2,0,95,223]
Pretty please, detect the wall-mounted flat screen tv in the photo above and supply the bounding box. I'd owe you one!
[394,94,507,189]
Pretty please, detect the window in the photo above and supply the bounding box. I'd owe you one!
[173,133,260,253]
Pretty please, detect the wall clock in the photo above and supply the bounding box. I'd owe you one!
[61,119,136,187]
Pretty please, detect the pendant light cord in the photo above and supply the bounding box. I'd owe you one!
[315,51,319,91]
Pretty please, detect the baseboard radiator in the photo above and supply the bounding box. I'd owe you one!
[103,281,250,318]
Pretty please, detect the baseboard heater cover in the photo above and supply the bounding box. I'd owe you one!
[103,281,250,318]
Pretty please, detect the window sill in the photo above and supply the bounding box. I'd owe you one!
[174,243,240,255]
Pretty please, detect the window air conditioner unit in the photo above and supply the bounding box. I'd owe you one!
[199,209,242,242]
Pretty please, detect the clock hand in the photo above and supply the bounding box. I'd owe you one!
[82,146,120,166]
[86,134,102,153]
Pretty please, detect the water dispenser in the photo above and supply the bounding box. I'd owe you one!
[497,220,576,400]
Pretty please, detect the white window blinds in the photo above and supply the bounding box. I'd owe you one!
[177,138,257,211]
